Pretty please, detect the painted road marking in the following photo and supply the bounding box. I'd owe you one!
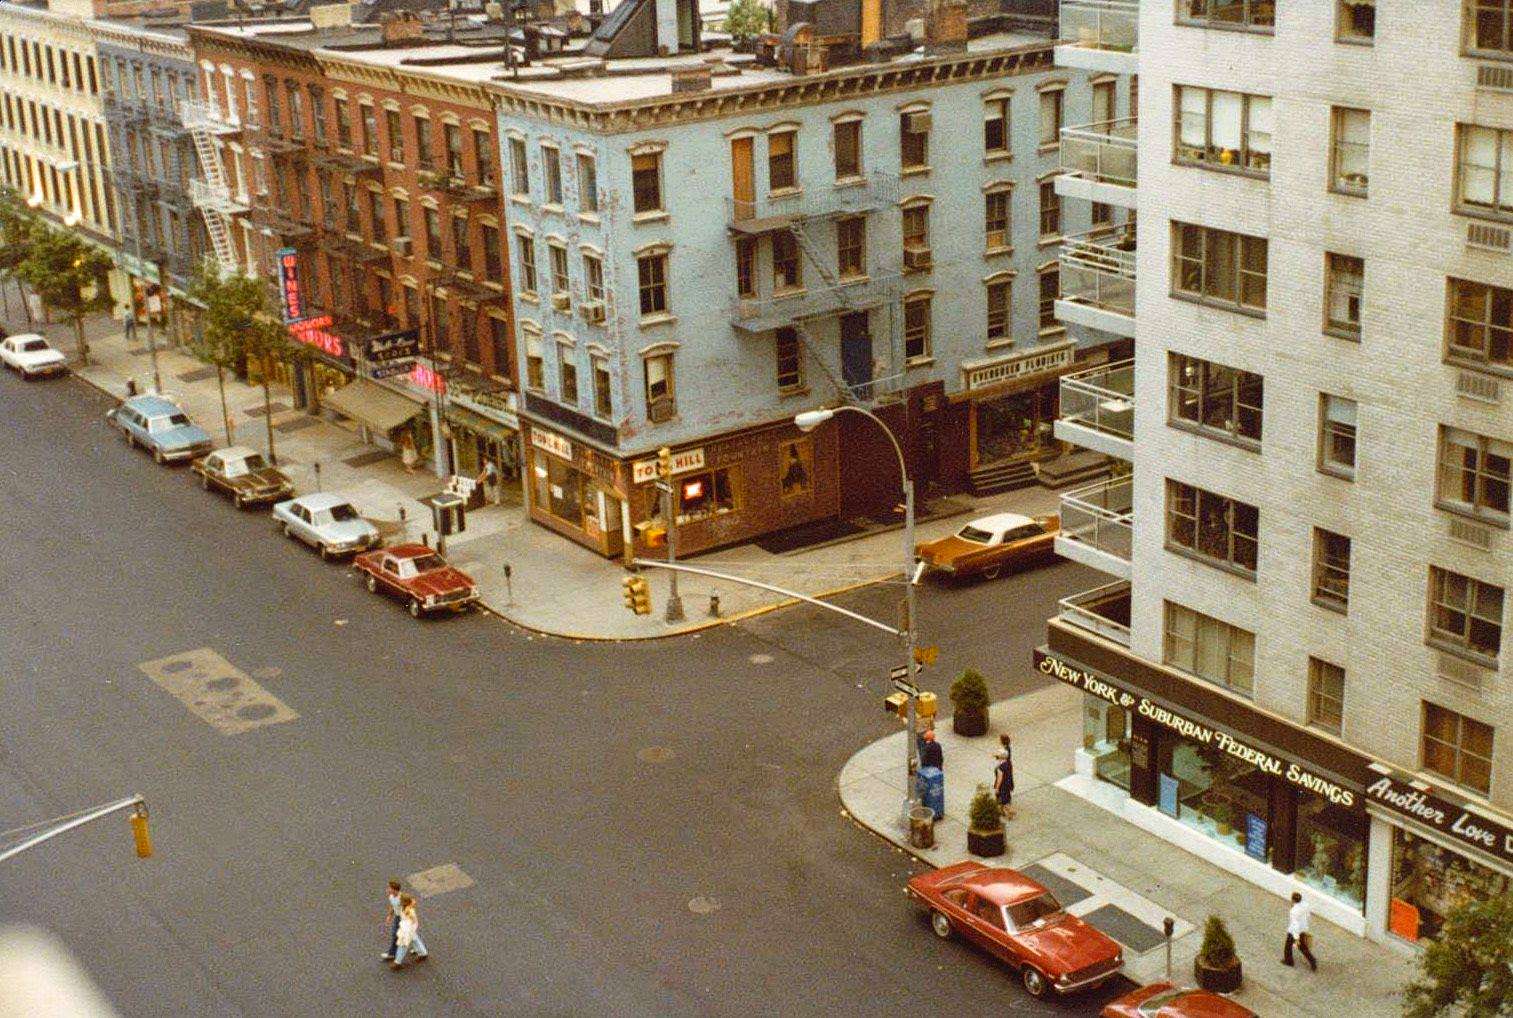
[407,863,474,898]
[138,648,298,735]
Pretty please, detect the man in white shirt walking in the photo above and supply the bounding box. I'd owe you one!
[1283,891,1317,970]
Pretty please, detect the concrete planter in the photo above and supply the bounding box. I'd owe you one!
[967,826,1005,857]
[952,709,988,737]
[1194,956,1242,994]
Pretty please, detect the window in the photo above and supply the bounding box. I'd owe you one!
[1038,180,1060,238]
[772,231,801,290]
[548,242,569,295]
[508,136,529,196]
[576,153,598,213]
[1307,659,1346,734]
[1172,222,1268,312]
[263,74,280,132]
[558,344,579,405]
[516,235,538,295]
[343,182,360,231]
[361,103,378,157]
[1456,124,1513,221]
[1437,426,1511,526]
[543,144,563,205]
[1318,394,1357,479]
[525,332,544,389]
[902,202,929,263]
[1039,268,1059,330]
[423,206,442,261]
[474,128,494,185]
[986,279,1010,344]
[1167,353,1263,445]
[310,86,325,145]
[1447,277,1513,373]
[903,294,931,361]
[592,355,612,418]
[1422,703,1495,795]
[901,110,929,170]
[1038,89,1062,148]
[775,326,802,391]
[385,108,403,163]
[584,252,605,302]
[1428,566,1505,664]
[459,312,479,365]
[1337,0,1375,42]
[984,96,1009,156]
[392,197,409,246]
[367,189,386,242]
[1324,253,1364,338]
[1163,601,1255,696]
[1092,202,1113,229]
[836,217,865,278]
[1166,480,1259,576]
[986,188,1011,250]
[482,223,502,279]
[1174,86,1272,175]
[678,467,736,521]
[444,123,463,176]
[490,316,511,377]
[1466,0,1513,56]
[1093,79,1115,124]
[1178,0,1275,31]
[1330,108,1370,195]
[415,115,434,169]
[335,98,351,148]
[632,151,662,213]
[452,214,471,270]
[637,252,668,316]
[834,119,860,180]
[768,130,795,191]
[1311,528,1351,612]
[644,352,674,412]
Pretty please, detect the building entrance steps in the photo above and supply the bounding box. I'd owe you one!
[838,686,1418,1016]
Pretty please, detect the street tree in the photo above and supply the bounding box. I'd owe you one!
[0,187,40,323]
[1403,892,1513,1018]
[723,0,770,42]
[16,227,113,365]
[189,265,291,464]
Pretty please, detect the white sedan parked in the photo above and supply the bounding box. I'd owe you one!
[0,334,67,378]
[271,492,380,560]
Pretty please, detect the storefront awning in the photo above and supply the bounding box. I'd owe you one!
[445,404,518,444]
[323,379,424,434]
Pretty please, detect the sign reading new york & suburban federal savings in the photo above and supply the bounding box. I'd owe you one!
[366,329,421,363]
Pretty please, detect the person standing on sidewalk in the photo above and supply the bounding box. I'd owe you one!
[1283,891,1317,971]
[993,734,1015,818]
[380,880,403,961]
[390,893,429,970]
[919,729,943,770]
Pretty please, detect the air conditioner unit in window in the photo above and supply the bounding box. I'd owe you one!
[1477,63,1513,93]
[580,299,605,324]
[551,291,571,311]
[1467,221,1512,253]
[903,244,933,271]
[647,396,676,422]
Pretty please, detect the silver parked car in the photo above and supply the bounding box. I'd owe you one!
[271,493,379,560]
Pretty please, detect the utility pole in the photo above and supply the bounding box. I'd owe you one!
[658,445,684,622]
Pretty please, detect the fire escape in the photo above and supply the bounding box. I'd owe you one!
[179,96,250,274]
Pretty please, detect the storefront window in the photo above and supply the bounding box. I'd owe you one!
[532,452,582,527]
[1159,736,1272,861]
[1083,698,1131,791]
[677,468,736,523]
[1293,791,1366,910]
[1389,828,1510,944]
[976,390,1056,465]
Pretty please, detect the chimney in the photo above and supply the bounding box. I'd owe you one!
[670,64,712,92]
[309,2,354,27]
[381,9,425,43]
[925,0,966,51]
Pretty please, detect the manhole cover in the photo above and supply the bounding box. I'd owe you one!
[749,653,774,664]
[686,896,719,915]
[637,746,675,764]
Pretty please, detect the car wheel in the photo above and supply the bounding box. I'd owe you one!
[200,473,210,491]
[1021,968,1049,998]
[319,544,333,561]
[981,565,1003,581]
[365,573,377,593]
[280,522,292,539]
[233,493,245,509]
[930,911,952,940]
[408,599,422,619]
[153,447,164,465]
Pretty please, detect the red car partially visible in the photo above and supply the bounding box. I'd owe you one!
[353,543,479,617]
[906,860,1124,998]
[1102,981,1257,1017]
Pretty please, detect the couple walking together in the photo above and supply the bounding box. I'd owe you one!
[381,880,430,971]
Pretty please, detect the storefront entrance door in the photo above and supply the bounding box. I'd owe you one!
[840,312,872,400]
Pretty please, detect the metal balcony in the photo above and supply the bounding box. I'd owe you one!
[188,178,247,215]
[1056,227,1136,338]
[178,98,242,135]
[726,171,899,234]
[1057,118,1137,207]
[1056,580,1131,647]
[1057,0,1138,74]
[1056,358,1134,460]
[729,271,900,334]
[1055,476,1132,579]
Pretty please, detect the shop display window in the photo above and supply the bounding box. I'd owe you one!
[532,452,583,527]
[676,468,737,524]
[1389,828,1510,944]
[1293,791,1366,910]
[1160,737,1271,861]
[1082,699,1131,791]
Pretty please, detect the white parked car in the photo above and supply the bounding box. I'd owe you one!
[0,334,67,378]
[271,492,380,560]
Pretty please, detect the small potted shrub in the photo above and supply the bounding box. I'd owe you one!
[966,785,1006,858]
[949,669,990,737]
[1193,915,1242,993]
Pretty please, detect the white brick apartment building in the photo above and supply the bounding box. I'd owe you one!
[1039,0,1512,947]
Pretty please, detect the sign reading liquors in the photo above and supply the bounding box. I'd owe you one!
[1363,775,1513,866]
[1035,649,1357,807]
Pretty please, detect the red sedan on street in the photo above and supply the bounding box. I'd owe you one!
[1102,981,1257,1017]
[906,861,1124,997]
[353,544,479,617]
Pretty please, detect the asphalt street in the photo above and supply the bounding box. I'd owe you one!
[0,368,1124,1017]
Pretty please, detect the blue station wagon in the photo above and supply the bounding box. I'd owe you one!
[107,394,213,464]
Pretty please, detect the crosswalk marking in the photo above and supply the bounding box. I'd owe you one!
[138,648,297,734]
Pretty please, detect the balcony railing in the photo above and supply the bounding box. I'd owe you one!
[1057,580,1131,647]
[1061,118,1137,188]
[1060,227,1136,317]
[188,177,247,215]
[729,271,901,333]
[1059,476,1133,564]
[1059,358,1134,442]
[179,98,241,135]
[726,171,899,231]
[1060,0,1138,52]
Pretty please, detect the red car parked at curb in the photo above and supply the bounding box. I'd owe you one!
[352,544,479,618]
[1101,981,1257,1017]
[906,860,1124,998]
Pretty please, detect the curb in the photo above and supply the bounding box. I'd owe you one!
[838,785,940,871]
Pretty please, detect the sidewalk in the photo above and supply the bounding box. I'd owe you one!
[838,686,1416,1016]
[25,310,1062,640]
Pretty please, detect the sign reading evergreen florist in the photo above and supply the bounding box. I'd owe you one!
[1034,649,1358,808]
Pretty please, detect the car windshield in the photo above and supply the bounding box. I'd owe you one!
[148,414,190,432]
[1138,990,1189,1016]
[1005,893,1063,928]
[243,453,268,471]
[328,504,360,522]
[957,525,995,544]
[20,339,46,351]
[410,554,446,573]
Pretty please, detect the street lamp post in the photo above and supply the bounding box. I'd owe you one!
[796,407,919,825]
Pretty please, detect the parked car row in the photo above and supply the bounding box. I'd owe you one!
[103,393,479,617]
[1,333,68,379]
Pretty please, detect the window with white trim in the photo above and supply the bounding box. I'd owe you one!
[775,326,802,391]
[1456,123,1513,221]
[768,129,796,191]
[903,293,931,361]
[516,234,538,295]
[548,241,569,296]
[524,332,544,390]
[1324,253,1363,339]
[644,351,674,414]
[557,343,579,405]
[1447,276,1513,374]
[577,152,598,212]
[1172,222,1268,312]
[1428,567,1504,665]
[986,187,1011,251]
[1422,702,1494,795]
[1174,85,1272,175]
[632,151,663,213]
[1311,528,1351,612]
[834,119,861,180]
[1163,601,1255,697]
[986,279,1010,344]
[1330,108,1370,195]
[836,217,865,278]
[637,252,668,315]
[542,144,563,205]
[508,136,528,196]
[1318,394,1357,479]
[592,354,612,418]
[1038,89,1062,147]
[900,110,929,170]
[984,96,1009,156]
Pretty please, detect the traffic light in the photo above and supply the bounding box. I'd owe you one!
[657,446,672,480]
[621,575,651,615]
[129,805,153,859]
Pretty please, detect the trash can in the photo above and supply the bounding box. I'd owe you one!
[908,804,936,849]
[916,765,945,826]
